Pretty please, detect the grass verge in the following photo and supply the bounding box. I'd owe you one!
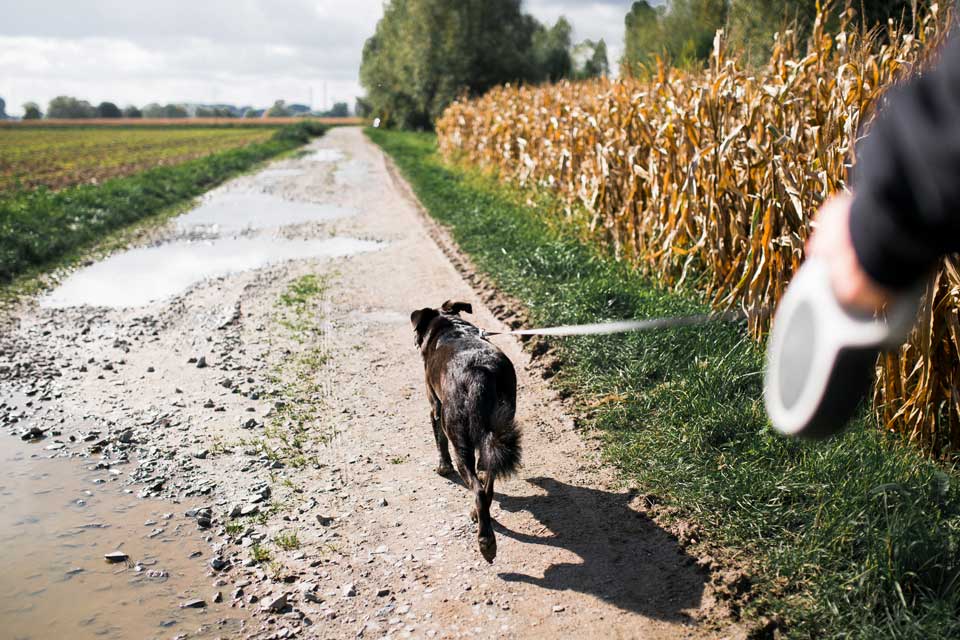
[367,128,960,639]
[0,120,327,284]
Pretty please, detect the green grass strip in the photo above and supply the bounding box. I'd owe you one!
[0,120,327,283]
[368,128,960,639]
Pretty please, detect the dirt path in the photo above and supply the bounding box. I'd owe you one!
[0,127,742,639]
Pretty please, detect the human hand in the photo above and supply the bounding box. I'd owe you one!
[806,193,896,313]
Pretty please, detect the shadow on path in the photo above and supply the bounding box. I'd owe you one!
[494,476,707,623]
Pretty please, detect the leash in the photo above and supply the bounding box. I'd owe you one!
[480,310,748,339]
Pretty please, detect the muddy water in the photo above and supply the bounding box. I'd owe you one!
[41,236,382,309]
[41,160,385,309]
[0,437,246,640]
[177,191,354,235]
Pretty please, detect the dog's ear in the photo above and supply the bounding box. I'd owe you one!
[410,307,440,347]
[441,300,473,315]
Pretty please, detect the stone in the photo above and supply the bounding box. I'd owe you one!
[376,588,391,598]
[264,593,288,613]
[210,556,228,571]
[196,356,207,369]
[552,605,565,613]
[212,591,223,603]
[20,426,44,441]
[315,514,334,526]
[342,583,357,597]
[179,599,206,609]
[104,551,129,563]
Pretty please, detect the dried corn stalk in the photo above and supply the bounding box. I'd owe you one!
[437,4,960,456]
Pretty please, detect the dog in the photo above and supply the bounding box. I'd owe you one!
[410,300,521,562]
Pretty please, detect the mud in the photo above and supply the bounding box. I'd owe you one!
[0,127,746,639]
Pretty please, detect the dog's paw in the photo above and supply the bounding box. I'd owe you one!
[435,463,454,477]
[469,507,478,523]
[478,536,497,563]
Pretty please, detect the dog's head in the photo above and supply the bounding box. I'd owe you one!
[411,301,473,349]
[410,307,440,349]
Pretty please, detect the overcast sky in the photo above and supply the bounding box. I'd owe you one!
[0,1,639,117]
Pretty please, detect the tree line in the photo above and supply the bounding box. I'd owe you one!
[360,0,927,130]
[360,0,609,129]
[6,96,352,120]
[623,0,923,71]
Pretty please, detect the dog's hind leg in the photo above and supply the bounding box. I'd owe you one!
[451,445,497,563]
[429,392,453,476]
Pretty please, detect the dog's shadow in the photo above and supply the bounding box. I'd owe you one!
[488,476,707,622]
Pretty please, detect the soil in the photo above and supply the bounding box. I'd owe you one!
[0,127,748,639]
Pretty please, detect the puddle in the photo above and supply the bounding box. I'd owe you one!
[0,435,246,639]
[255,168,303,180]
[177,192,353,235]
[304,149,344,163]
[42,237,383,309]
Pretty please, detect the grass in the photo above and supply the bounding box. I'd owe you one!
[0,120,327,284]
[368,128,960,639]
[251,543,271,564]
[274,530,301,551]
[250,274,337,469]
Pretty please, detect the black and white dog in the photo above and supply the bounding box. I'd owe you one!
[410,300,521,562]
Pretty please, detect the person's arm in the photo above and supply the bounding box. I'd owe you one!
[848,33,960,290]
[809,33,960,311]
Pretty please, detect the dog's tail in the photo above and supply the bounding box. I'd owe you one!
[480,403,522,480]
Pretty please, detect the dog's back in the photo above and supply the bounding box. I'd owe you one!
[420,314,521,479]
[411,302,522,562]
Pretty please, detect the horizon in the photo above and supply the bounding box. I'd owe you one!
[0,0,636,118]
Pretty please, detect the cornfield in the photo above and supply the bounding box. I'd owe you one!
[437,4,960,456]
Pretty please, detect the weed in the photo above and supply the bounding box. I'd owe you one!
[274,530,301,551]
[251,543,271,564]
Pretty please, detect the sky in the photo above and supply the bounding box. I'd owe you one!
[0,1,640,117]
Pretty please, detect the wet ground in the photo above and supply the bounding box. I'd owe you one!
[0,426,247,640]
[0,128,742,640]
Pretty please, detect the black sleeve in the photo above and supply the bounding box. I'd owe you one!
[849,33,960,290]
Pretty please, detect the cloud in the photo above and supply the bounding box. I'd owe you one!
[0,1,637,116]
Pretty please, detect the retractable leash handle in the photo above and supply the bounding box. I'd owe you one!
[764,257,920,439]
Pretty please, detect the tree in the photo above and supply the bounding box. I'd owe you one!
[324,102,350,118]
[122,105,142,118]
[196,106,235,117]
[355,97,372,118]
[142,103,187,118]
[531,17,574,83]
[575,39,610,79]
[22,102,41,120]
[360,0,543,129]
[623,1,662,73]
[266,100,291,117]
[47,95,96,118]
[0,97,7,119]
[96,101,122,118]
[726,1,916,63]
